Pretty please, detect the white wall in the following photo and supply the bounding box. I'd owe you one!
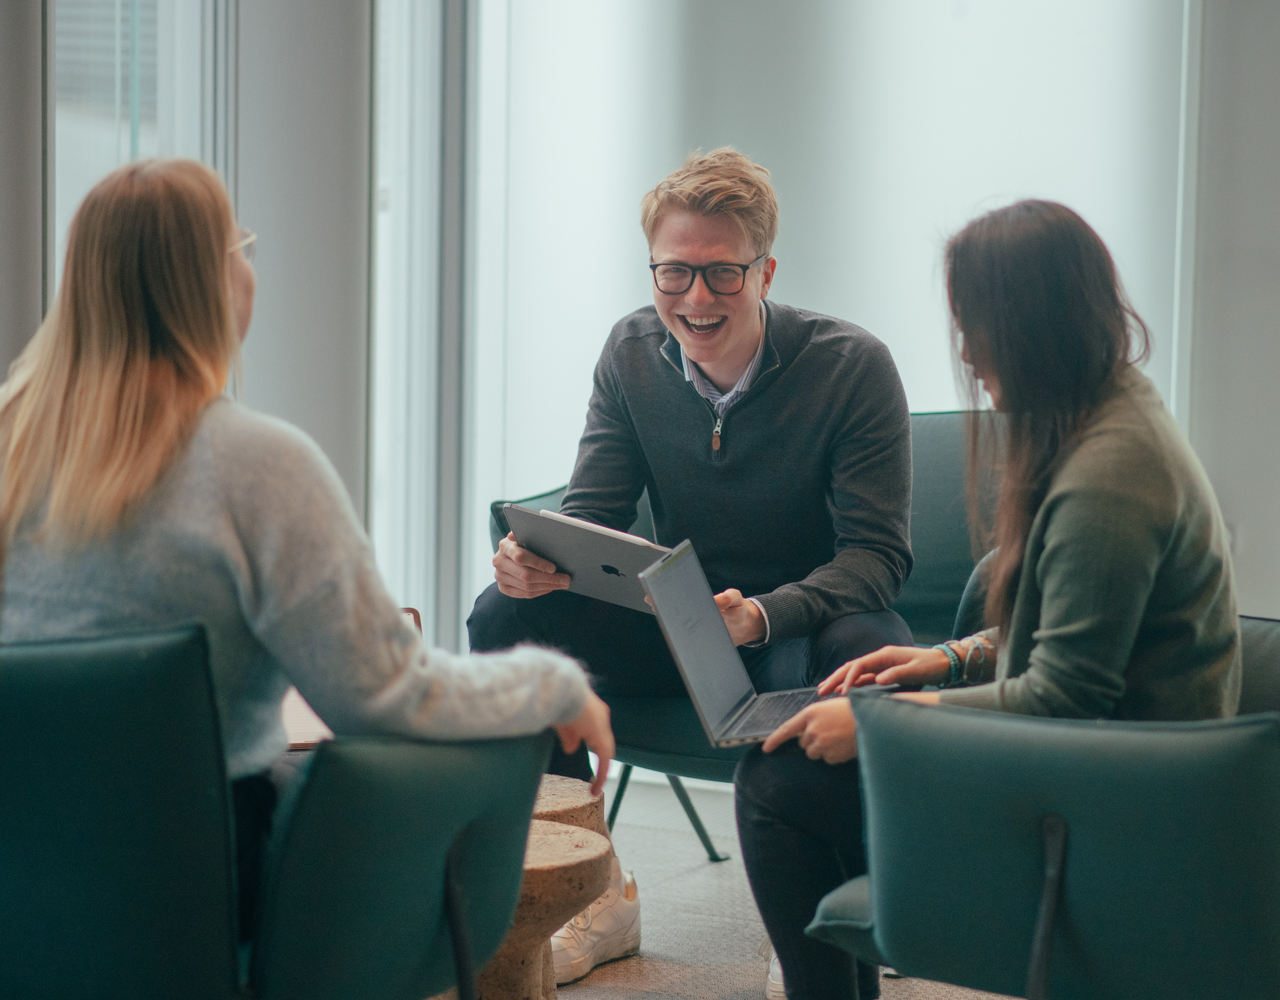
[237,1,373,520]
[677,0,1184,415]
[0,1,45,371]
[464,0,1190,625]
[1189,1,1280,618]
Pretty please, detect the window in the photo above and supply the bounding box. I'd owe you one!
[53,0,205,292]
[368,0,442,631]
[462,1,1189,625]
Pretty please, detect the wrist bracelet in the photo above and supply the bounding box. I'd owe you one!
[933,642,962,687]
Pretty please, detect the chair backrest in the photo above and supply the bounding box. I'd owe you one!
[890,411,991,645]
[1239,615,1280,714]
[252,731,554,1000]
[0,626,240,998]
[851,694,1280,999]
[490,412,986,643]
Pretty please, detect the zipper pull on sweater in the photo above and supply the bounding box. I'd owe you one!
[712,416,723,451]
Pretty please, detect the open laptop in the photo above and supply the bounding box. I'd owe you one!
[639,540,824,747]
[504,504,671,615]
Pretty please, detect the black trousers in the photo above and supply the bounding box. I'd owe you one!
[231,773,277,943]
[231,750,312,943]
[466,583,911,779]
[735,744,879,1000]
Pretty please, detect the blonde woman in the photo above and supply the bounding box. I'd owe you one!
[0,159,613,936]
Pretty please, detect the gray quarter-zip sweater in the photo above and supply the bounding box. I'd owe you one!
[559,301,913,642]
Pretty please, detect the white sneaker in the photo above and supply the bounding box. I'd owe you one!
[764,948,785,1000]
[551,857,641,984]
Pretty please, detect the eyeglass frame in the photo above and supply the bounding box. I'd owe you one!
[649,253,769,296]
[228,228,257,264]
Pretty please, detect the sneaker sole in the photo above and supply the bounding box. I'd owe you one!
[554,926,642,985]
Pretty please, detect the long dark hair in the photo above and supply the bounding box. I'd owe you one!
[945,200,1151,636]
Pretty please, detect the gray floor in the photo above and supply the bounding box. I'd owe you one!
[561,775,1004,1000]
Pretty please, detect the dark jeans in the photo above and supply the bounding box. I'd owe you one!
[466,583,911,779]
[735,743,878,1000]
[231,750,313,944]
[231,773,278,943]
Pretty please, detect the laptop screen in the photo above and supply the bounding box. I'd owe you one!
[640,541,755,735]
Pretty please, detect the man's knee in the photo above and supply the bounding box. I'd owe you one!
[810,609,914,682]
[466,582,530,652]
[735,743,861,823]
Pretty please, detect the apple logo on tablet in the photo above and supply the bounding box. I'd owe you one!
[601,565,622,577]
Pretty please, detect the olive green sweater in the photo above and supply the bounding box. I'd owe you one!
[939,368,1240,720]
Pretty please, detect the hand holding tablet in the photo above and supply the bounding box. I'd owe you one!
[502,505,671,615]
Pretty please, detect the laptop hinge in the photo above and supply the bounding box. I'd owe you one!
[719,692,757,739]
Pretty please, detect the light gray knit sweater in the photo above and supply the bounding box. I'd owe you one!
[1,399,589,779]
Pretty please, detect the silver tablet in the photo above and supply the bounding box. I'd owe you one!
[503,504,671,615]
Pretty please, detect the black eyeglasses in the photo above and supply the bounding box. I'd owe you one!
[650,253,768,296]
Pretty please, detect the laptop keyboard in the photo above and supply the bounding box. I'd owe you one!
[728,689,819,737]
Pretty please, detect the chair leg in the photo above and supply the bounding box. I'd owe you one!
[607,763,633,831]
[1025,813,1068,1000]
[666,774,729,862]
[444,841,477,1000]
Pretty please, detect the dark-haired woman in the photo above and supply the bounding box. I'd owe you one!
[737,200,1240,1000]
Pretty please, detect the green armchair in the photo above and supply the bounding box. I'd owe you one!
[487,411,985,861]
[806,695,1280,999]
[0,626,553,1000]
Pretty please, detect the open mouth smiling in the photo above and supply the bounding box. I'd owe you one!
[679,314,727,337]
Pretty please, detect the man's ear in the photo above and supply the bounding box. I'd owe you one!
[758,255,778,299]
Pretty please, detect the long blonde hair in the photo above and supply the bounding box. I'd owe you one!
[0,159,240,546]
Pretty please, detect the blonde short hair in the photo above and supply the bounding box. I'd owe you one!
[640,147,779,256]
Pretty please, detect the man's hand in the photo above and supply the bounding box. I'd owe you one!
[493,532,571,599]
[553,692,615,797]
[761,698,858,763]
[714,588,766,646]
[817,645,951,695]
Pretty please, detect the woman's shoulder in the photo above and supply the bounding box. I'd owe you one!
[191,399,356,515]
[1049,368,1203,525]
[195,399,334,474]
[1058,371,1180,480]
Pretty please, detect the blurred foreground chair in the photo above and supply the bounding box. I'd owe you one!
[806,695,1280,999]
[0,625,553,1000]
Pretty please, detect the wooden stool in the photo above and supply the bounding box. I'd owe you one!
[526,774,614,995]
[475,820,611,1000]
[532,774,609,837]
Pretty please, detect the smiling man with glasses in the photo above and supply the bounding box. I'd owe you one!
[467,148,913,994]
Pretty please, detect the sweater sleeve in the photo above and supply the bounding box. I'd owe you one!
[217,414,590,739]
[752,338,914,639]
[559,348,649,531]
[937,483,1165,717]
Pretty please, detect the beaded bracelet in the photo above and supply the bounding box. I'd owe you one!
[933,642,962,687]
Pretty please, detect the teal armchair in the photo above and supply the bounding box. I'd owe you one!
[0,626,553,1000]
[806,695,1280,999]
[488,412,986,861]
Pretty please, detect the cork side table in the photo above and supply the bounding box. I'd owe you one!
[472,820,611,1000]
[532,774,609,837]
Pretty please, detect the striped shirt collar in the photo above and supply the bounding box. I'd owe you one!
[679,322,767,417]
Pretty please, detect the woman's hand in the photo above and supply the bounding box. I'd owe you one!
[817,645,952,695]
[553,692,615,796]
[761,698,859,764]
